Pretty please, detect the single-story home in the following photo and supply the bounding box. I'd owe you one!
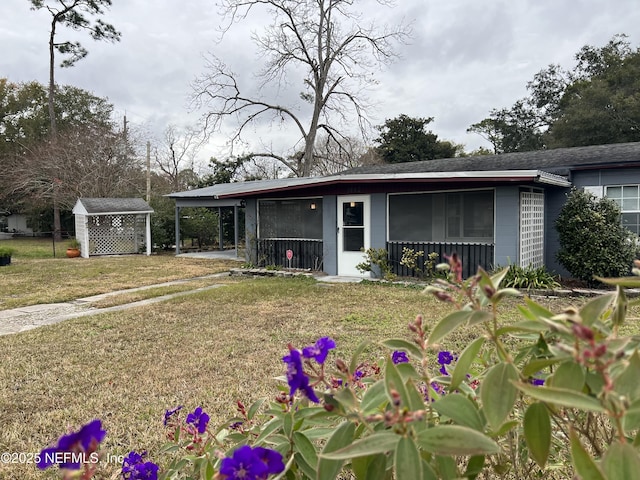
[168,142,640,278]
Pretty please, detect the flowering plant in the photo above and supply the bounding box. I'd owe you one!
[39,255,640,479]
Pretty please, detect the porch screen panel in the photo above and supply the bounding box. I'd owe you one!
[388,194,432,241]
[258,199,323,239]
[519,191,544,268]
[389,191,493,242]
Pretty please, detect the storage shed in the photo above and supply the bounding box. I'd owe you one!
[72,198,153,258]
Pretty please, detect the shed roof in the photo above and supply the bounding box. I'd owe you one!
[73,198,153,215]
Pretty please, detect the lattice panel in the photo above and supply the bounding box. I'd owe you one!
[519,192,545,268]
[88,214,144,255]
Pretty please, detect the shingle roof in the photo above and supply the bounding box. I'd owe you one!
[76,198,153,214]
[338,142,640,176]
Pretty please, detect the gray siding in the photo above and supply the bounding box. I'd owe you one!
[370,193,387,249]
[572,168,640,188]
[322,195,338,275]
[494,187,519,267]
[544,187,571,276]
[245,199,258,264]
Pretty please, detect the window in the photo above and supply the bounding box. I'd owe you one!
[606,185,640,234]
[258,199,323,239]
[389,190,494,242]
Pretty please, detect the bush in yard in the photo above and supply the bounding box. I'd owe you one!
[38,255,640,479]
[556,188,637,285]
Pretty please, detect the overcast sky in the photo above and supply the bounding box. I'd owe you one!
[2,0,639,170]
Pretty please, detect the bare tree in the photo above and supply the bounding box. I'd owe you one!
[312,134,382,175]
[192,0,409,177]
[153,125,205,191]
[6,124,143,217]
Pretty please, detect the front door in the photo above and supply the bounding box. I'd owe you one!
[337,195,370,276]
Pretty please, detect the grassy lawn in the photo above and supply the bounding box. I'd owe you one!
[0,238,243,309]
[1,245,634,479]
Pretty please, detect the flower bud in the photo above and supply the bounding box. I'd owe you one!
[390,389,401,407]
[593,343,607,357]
[324,404,335,412]
[335,358,349,373]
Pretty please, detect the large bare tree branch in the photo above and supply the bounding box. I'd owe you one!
[192,0,410,177]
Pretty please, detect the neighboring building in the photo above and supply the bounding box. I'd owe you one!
[168,142,640,278]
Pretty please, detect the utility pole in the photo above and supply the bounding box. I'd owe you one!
[146,141,151,202]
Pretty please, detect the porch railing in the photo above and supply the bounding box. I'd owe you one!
[387,241,495,279]
[257,239,323,270]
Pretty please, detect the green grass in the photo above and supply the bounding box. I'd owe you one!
[0,269,601,479]
[0,243,634,479]
[0,252,243,310]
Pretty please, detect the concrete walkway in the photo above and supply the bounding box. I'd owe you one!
[0,270,368,336]
[0,273,231,336]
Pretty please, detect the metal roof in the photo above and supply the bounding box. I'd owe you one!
[168,170,570,200]
[167,142,640,200]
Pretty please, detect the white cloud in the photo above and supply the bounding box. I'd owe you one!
[2,0,639,163]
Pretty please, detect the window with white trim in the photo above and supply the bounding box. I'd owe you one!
[605,185,640,235]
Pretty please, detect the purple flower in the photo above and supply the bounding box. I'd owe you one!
[37,419,106,470]
[439,364,449,376]
[392,351,409,364]
[186,407,210,434]
[121,451,159,480]
[283,349,319,403]
[438,351,454,365]
[163,405,183,426]
[253,446,286,475]
[220,445,284,480]
[302,337,336,364]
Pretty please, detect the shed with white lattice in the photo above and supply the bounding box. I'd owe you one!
[72,198,153,258]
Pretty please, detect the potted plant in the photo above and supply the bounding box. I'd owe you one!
[0,246,14,266]
[66,238,81,258]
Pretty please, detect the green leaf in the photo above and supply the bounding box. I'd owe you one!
[450,336,485,391]
[293,431,318,471]
[570,429,606,480]
[521,358,561,378]
[317,422,355,480]
[295,451,317,480]
[333,387,359,411]
[384,359,410,408]
[247,398,265,420]
[436,455,458,479]
[427,310,473,346]
[515,383,605,412]
[548,361,585,391]
[394,436,423,479]
[321,433,400,460]
[349,339,372,375]
[596,276,640,288]
[524,402,551,468]
[623,398,640,432]
[579,293,615,326]
[255,417,284,444]
[614,350,640,401]
[601,441,640,480]
[381,338,423,359]
[432,394,484,431]
[467,310,493,326]
[464,455,485,480]
[497,320,547,335]
[416,425,500,456]
[283,411,293,438]
[491,266,510,288]
[480,362,519,430]
[352,454,388,480]
[361,380,389,413]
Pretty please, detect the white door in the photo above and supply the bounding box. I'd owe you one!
[337,195,370,276]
